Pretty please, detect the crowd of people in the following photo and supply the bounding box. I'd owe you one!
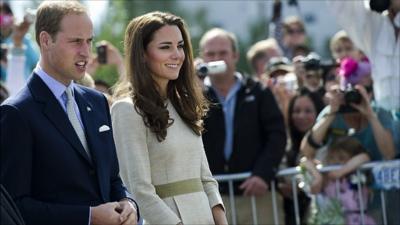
[1,0,399,225]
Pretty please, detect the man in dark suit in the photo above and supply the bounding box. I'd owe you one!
[0,1,138,225]
[199,28,287,224]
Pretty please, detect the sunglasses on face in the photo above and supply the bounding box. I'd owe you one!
[286,28,305,35]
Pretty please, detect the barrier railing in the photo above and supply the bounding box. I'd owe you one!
[214,160,400,225]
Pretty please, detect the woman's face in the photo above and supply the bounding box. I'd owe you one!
[145,25,185,90]
[291,96,317,133]
[303,70,322,91]
[284,23,306,47]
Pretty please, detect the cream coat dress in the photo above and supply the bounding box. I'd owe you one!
[111,97,224,225]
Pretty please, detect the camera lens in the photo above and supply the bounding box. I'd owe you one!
[197,65,208,75]
[344,89,362,104]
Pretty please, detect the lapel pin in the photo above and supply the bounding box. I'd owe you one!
[86,106,91,112]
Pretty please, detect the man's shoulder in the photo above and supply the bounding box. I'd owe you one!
[1,86,33,110]
[239,77,272,97]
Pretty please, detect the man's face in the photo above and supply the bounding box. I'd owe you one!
[42,13,93,85]
[304,70,322,90]
[201,36,238,76]
[283,23,306,47]
[255,48,281,76]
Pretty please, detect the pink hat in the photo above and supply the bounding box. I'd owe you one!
[339,57,371,88]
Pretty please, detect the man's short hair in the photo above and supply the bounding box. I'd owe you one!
[199,28,239,54]
[246,38,282,71]
[35,1,87,47]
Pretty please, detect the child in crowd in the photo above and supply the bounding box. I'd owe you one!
[302,137,376,225]
[330,30,357,63]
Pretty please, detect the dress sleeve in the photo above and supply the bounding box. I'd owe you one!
[199,141,225,211]
[111,100,181,225]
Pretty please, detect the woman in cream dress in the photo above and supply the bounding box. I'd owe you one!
[111,11,226,225]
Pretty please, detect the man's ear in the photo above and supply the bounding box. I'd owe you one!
[39,31,52,50]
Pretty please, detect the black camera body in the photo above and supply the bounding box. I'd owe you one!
[344,88,362,105]
[96,43,107,64]
[339,85,362,113]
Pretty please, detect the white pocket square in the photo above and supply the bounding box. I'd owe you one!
[99,125,110,132]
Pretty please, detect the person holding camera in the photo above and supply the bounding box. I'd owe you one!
[301,58,396,162]
[300,58,397,224]
[199,28,286,224]
[87,40,125,80]
[0,2,39,97]
[328,0,400,120]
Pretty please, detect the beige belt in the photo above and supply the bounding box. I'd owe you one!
[155,178,203,198]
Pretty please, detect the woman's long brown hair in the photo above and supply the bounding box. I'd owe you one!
[114,11,208,142]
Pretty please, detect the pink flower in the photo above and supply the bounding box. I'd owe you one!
[339,57,358,79]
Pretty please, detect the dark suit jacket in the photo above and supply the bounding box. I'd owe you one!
[1,184,25,225]
[1,74,131,225]
[203,78,286,193]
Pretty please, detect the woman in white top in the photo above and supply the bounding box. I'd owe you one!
[111,11,227,225]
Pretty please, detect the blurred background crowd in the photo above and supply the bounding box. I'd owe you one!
[1,0,399,225]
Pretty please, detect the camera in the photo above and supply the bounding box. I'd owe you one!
[344,88,362,105]
[339,85,362,113]
[196,60,227,78]
[96,43,107,64]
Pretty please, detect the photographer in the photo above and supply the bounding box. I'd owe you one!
[300,58,397,224]
[199,28,286,225]
[0,2,39,96]
[301,59,396,162]
[87,40,125,79]
[328,0,400,119]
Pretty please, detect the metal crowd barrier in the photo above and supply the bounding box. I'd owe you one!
[214,160,400,225]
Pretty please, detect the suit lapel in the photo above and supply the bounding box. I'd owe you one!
[28,74,93,166]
